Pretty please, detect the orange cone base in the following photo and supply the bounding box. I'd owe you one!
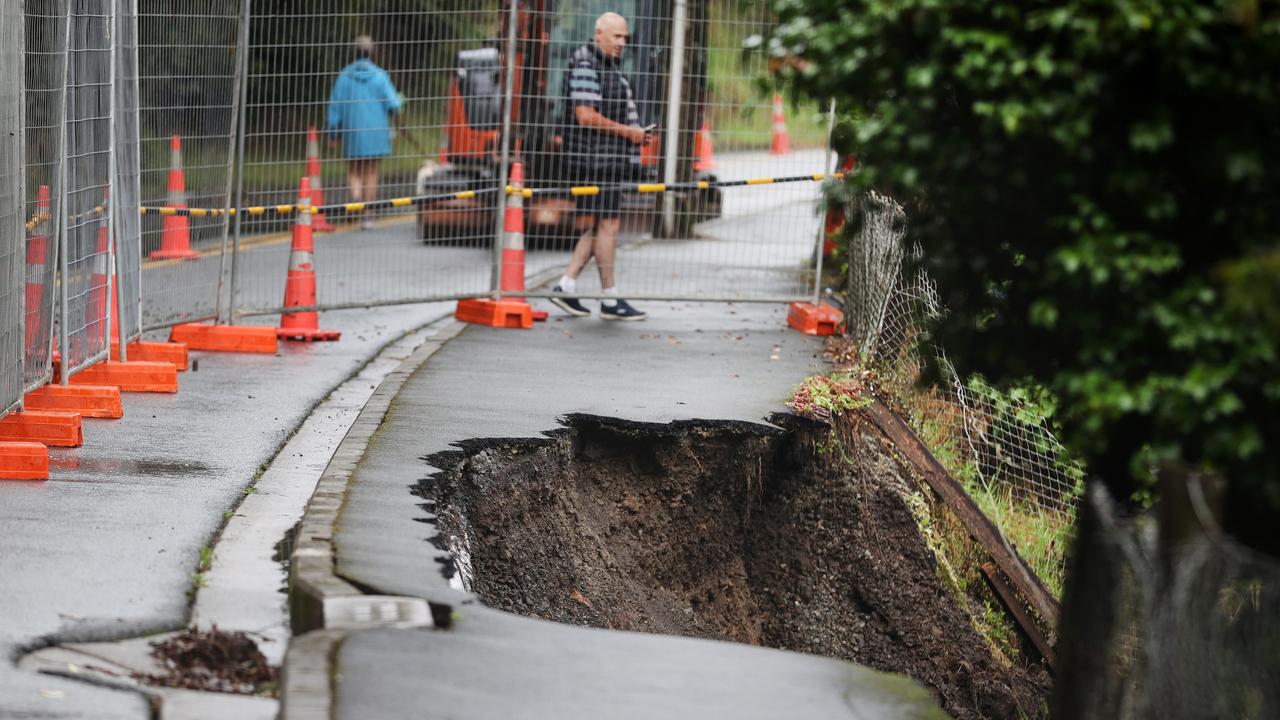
[531,309,548,322]
[313,215,336,233]
[170,323,279,354]
[455,299,533,329]
[149,247,201,261]
[113,340,190,371]
[0,411,83,447]
[25,384,123,419]
[787,302,843,336]
[0,442,49,481]
[72,360,179,394]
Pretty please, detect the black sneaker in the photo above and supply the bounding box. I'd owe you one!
[599,299,647,321]
[549,285,590,317]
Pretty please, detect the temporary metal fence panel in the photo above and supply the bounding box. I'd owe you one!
[22,0,69,391]
[848,191,1082,597]
[512,0,832,305]
[1,0,28,416]
[59,0,114,379]
[231,0,502,317]
[136,0,243,329]
[112,0,143,345]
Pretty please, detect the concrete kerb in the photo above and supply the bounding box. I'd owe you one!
[279,629,346,720]
[289,319,471,635]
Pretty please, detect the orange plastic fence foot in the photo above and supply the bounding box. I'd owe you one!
[787,302,843,336]
[170,323,279,354]
[25,384,123,419]
[0,442,49,481]
[114,340,190,371]
[0,411,83,447]
[531,309,548,322]
[455,299,534,329]
[73,361,179,394]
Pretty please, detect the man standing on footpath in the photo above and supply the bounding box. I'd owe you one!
[550,12,649,321]
[327,35,402,231]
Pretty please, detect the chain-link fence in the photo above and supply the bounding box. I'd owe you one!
[23,0,69,391]
[1,0,28,416]
[847,191,1083,598]
[59,0,114,377]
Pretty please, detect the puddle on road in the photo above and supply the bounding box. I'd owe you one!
[48,456,214,476]
[272,520,301,595]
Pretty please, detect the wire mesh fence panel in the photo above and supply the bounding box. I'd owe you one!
[23,0,69,391]
[135,0,243,329]
[511,0,833,306]
[112,0,143,345]
[1,0,28,415]
[231,0,503,317]
[60,0,114,378]
[848,190,1083,599]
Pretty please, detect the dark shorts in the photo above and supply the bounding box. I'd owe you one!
[571,166,625,220]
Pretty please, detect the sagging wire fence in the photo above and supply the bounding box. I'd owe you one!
[1055,481,1280,719]
[847,191,1084,599]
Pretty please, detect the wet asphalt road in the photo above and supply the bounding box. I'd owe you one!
[0,302,454,718]
[0,148,835,718]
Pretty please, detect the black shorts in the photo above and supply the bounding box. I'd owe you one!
[576,187,623,220]
[571,166,625,220]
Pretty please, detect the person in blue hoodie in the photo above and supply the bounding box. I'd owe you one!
[327,35,401,230]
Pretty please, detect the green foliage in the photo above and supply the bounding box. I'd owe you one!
[769,0,1280,543]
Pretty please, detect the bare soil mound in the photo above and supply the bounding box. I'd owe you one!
[420,415,1050,719]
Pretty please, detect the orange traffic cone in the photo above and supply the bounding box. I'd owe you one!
[498,163,546,322]
[770,93,790,156]
[306,126,335,233]
[151,135,199,260]
[277,177,340,341]
[25,185,50,354]
[693,120,715,172]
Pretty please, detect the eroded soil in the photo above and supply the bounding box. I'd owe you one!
[421,415,1050,719]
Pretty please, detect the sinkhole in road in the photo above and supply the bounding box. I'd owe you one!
[419,414,1052,720]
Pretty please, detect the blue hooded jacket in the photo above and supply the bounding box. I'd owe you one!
[327,59,401,159]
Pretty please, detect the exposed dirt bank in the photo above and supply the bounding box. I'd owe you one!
[420,415,1050,719]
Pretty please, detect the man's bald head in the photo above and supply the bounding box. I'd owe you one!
[593,12,629,59]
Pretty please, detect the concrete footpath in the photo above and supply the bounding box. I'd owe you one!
[286,296,945,717]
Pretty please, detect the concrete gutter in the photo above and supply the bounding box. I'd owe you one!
[288,319,471,634]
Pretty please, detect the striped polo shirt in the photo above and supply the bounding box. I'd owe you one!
[563,44,640,174]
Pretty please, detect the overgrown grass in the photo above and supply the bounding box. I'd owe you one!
[968,483,1073,598]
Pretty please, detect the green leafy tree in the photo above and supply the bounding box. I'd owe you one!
[769,0,1280,548]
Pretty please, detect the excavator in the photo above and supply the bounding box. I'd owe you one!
[414,0,722,245]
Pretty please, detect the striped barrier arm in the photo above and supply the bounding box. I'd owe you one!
[130,171,848,219]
